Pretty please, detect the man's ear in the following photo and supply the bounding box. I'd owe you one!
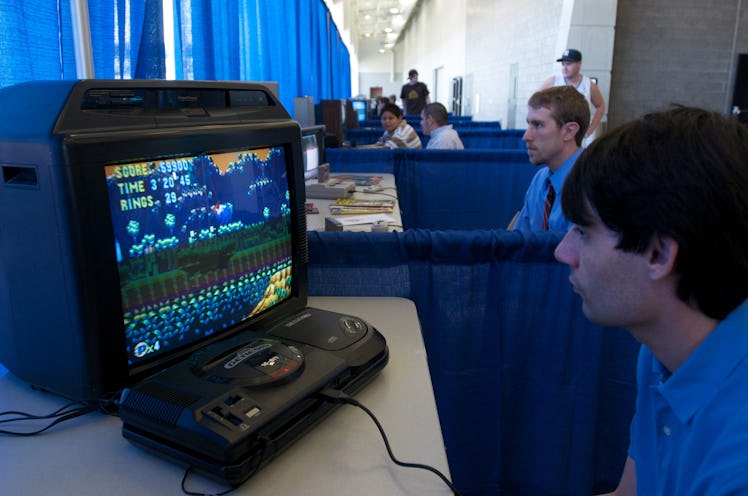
[647,234,679,281]
[563,122,580,142]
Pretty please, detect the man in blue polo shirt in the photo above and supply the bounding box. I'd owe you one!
[511,86,589,231]
[554,107,748,495]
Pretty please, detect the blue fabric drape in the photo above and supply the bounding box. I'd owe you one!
[0,0,150,84]
[1,0,353,113]
[395,149,535,230]
[134,0,165,78]
[307,229,640,495]
[87,1,148,79]
[172,0,351,112]
[325,148,538,229]
[0,0,76,86]
[329,20,351,99]
[345,127,525,149]
[316,6,332,98]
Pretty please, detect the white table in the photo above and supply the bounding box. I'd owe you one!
[0,297,451,495]
[305,173,403,232]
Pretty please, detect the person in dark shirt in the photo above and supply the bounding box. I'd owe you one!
[400,69,430,115]
[374,96,390,116]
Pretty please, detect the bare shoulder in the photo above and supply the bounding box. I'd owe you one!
[538,75,555,90]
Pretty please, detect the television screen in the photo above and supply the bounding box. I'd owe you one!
[0,80,309,401]
[300,125,326,179]
[104,146,293,367]
[300,135,319,179]
[351,100,367,121]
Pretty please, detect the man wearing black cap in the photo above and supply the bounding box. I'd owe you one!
[400,69,431,116]
[539,48,605,145]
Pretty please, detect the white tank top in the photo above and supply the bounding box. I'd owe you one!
[553,73,591,103]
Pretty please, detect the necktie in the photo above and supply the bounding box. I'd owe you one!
[542,180,556,230]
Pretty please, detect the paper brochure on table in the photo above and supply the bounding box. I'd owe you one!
[325,213,396,226]
[329,197,395,215]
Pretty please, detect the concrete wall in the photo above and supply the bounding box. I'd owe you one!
[353,0,747,129]
[397,0,467,107]
[357,36,401,100]
[464,0,567,123]
[374,0,616,127]
[463,0,615,127]
[609,0,747,126]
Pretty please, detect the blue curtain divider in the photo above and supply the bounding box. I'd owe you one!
[402,114,474,126]
[307,229,640,496]
[1,0,351,116]
[359,115,481,128]
[0,1,76,85]
[448,115,474,123]
[394,149,533,230]
[325,148,537,230]
[325,148,398,174]
[174,0,350,112]
[344,128,525,149]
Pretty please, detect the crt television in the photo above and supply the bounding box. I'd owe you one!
[0,80,310,402]
[300,124,326,179]
[350,99,368,121]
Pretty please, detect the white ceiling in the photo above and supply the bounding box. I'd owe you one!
[350,0,418,53]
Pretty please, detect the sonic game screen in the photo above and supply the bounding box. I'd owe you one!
[104,146,294,366]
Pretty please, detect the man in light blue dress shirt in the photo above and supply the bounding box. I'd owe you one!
[420,102,464,149]
[554,107,748,495]
[511,86,589,231]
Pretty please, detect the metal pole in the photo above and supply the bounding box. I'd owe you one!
[70,0,95,78]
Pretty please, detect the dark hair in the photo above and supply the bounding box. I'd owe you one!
[422,102,449,126]
[528,86,590,146]
[380,103,402,118]
[561,106,748,319]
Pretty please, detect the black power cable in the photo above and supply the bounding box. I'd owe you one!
[180,436,273,496]
[317,388,462,496]
[0,401,98,436]
[1,391,461,495]
[180,467,237,496]
[181,389,463,496]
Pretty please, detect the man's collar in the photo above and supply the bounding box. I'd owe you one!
[657,299,748,424]
[547,146,582,174]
